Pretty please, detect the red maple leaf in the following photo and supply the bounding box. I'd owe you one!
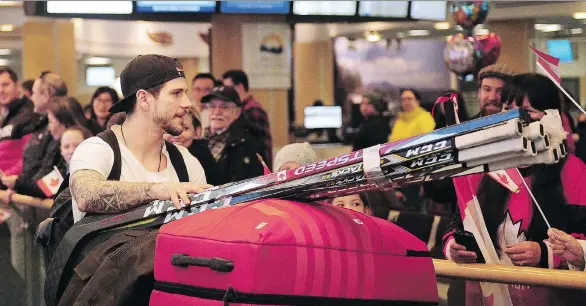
[49,178,60,187]
[496,173,509,184]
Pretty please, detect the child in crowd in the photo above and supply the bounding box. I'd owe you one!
[332,193,373,216]
[273,142,318,172]
[60,127,91,172]
[164,113,222,185]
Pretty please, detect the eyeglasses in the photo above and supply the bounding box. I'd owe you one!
[203,102,238,111]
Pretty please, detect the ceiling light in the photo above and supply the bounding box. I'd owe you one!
[534,24,562,32]
[408,30,430,36]
[0,24,14,32]
[571,28,583,35]
[84,56,111,66]
[365,30,381,42]
[0,59,9,66]
[434,22,451,30]
[0,49,11,56]
[574,12,586,19]
[0,1,20,7]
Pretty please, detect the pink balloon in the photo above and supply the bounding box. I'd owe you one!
[443,34,478,76]
[476,32,502,68]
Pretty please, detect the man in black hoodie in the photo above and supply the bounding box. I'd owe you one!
[352,91,390,151]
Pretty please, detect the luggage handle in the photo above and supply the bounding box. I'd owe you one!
[171,254,234,272]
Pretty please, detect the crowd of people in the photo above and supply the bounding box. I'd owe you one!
[1,53,586,305]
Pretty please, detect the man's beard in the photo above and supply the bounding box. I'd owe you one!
[480,101,502,116]
[154,114,182,136]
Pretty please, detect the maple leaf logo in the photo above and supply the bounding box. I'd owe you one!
[496,173,509,184]
[49,178,60,187]
[277,171,287,181]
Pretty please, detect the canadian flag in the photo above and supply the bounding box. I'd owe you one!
[487,169,523,193]
[36,166,64,198]
[530,45,586,115]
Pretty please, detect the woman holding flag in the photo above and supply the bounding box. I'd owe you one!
[443,73,586,305]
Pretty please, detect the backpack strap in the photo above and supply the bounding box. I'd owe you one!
[96,130,122,180]
[52,130,121,201]
[165,140,189,182]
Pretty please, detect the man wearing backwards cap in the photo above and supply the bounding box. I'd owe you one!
[69,54,211,222]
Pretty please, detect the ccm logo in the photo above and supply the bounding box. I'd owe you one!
[410,152,452,168]
[405,140,449,158]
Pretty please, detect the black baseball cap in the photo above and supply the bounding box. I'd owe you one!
[201,86,242,107]
[109,54,185,113]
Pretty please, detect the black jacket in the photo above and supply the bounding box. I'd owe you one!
[188,139,224,186]
[0,96,34,140]
[85,119,105,136]
[214,117,265,184]
[352,115,390,151]
[14,129,66,199]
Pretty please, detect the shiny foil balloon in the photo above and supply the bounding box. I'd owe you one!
[476,32,502,68]
[444,34,477,76]
[451,1,489,31]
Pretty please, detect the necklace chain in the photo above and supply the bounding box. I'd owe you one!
[121,125,163,172]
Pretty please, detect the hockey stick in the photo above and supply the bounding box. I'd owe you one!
[45,109,529,306]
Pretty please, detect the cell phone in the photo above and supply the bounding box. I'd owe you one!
[453,229,485,263]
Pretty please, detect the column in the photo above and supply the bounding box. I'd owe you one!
[23,18,77,97]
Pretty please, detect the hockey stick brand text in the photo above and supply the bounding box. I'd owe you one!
[324,163,363,179]
[404,140,450,158]
[293,151,363,176]
[410,152,453,168]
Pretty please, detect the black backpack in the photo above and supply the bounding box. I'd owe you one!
[36,129,190,264]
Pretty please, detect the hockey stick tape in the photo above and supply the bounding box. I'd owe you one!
[362,144,389,186]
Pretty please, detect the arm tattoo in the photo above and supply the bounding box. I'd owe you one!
[70,170,160,214]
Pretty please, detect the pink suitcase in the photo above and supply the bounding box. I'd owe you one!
[151,199,438,305]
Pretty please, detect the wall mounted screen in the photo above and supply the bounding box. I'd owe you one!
[136,1,216,13]
[359,1,408,18]
[293,1,357,16]
[220,1,290,14]
[304,106,343,129]
[47,1,133,14]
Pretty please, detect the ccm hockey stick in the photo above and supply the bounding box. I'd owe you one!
[46,108,529,306]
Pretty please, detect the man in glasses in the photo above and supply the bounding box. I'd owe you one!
[201,86,264,184]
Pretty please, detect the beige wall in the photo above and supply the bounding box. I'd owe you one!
[23,19,77,97]
[210,14,290,149]
[293,39,335,126]
[486,19,535,74]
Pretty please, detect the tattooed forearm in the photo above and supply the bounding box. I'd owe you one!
[70,170,160,213]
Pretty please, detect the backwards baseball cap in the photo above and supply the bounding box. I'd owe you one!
[478,63,515,82]
[201,86,242,107]
[109,54,185,114]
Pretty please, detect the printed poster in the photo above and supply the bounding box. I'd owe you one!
[242,23,291,89]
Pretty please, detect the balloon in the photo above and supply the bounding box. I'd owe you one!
[443,34,478,76]
[451,1,489,31]
[476,32,502,68]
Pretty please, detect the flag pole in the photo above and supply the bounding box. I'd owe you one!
[516,168,552,229]
[536,60,586,116]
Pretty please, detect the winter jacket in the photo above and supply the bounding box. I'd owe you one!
[15,130,66,199]
[214,117,265,184]
[352,115,390,151]
[187,139,223,186]
[0,97,34,176]
[389,106,436,142]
